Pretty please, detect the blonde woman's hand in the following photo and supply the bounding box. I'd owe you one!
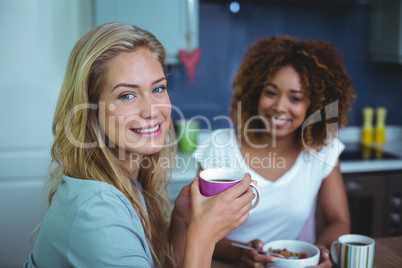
[188,173,255,244]
[172,183,192,228]
[169,181,193,267]
[182,174,256,268]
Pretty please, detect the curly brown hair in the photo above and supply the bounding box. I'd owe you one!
[230,35,355,151]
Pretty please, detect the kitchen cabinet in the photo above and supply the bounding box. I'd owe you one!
[369,0,402,64]
[94,0,199,64]
[343,172,386,238]
[316,170,402,239]
[384,172,402,237]
[343,170,402,238]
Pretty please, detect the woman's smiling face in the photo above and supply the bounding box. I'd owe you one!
[98,48,171,157]
[258,65,308,140]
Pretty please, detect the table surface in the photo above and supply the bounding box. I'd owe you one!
[373,236,402,268]
[211,236,402,268]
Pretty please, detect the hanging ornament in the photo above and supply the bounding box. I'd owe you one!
[179,47,200,83]
[179,0,200,83]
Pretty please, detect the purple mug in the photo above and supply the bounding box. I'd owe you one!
[199,168,261,213]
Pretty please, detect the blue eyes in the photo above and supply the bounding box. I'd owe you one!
[152,86,165,93]
[119,86,166,101]
[120,93,134,100]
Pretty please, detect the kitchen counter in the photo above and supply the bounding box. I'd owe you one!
[338,126,402,173]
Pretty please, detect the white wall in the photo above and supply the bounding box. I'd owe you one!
[0,0,94,267]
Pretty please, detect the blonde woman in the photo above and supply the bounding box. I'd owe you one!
[24,23,255,268]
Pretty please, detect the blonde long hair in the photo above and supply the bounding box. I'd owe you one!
[49,23,175,267]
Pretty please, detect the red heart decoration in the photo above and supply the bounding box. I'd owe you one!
[179,48,200,83]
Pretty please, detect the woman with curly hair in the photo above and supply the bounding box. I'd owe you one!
[193,36,354,267]
[24,23,255,268]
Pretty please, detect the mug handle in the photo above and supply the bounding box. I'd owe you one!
[249,182,261,213]
[330,241,340,265]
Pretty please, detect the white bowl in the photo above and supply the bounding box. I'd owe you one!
[263,240,320,267]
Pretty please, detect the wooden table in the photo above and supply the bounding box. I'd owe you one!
[373,236,402,268]
[211,236,402,268]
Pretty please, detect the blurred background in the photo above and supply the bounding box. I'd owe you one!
[1,0,402,267]
[168,0,402,129]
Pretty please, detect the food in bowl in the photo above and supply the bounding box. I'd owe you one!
[268,248,308,259]
[263,240,320,267]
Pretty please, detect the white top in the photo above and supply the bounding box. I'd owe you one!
[193,128,344,244]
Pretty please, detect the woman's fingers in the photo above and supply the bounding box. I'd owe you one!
[241,250,272,268]
[190,174,200,192]
[226,173,253,197]
[233,202,251,227]
[249,239,264,250]
[186,172,256,243]
[217,173,255,210]
[235,180,256,210]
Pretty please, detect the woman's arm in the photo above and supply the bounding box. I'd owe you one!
[169,183,191,267]
[170,174,255,268]
[316,158,351,249]
[214,238,246,262]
